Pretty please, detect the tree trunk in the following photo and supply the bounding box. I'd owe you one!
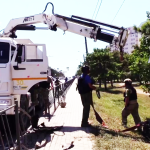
[111,79,113,88]
[98,79,101,88]
[104,78,107,90]
[138,75,142,85]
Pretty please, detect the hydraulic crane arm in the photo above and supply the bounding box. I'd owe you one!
[1,2,128,50]
[2,13,52,38]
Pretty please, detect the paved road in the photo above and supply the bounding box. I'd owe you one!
[38,79,93,150]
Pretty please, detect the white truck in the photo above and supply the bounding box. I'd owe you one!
[0,2,128,127]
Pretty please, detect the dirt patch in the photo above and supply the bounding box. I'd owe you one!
[118,83,150,96]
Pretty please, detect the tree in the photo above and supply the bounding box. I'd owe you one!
[50,67,65,78]
[131,19,150,91]
[86,48,118,90]
[76,47,130,91]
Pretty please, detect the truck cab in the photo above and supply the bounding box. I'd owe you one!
[0,38,48,114]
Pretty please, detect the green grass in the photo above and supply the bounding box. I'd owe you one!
[89,85,150,150]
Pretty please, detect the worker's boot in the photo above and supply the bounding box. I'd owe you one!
[122,123,128,129]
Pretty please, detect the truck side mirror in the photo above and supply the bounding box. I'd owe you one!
[13,44,26,70]
[17,56,22,63]
[17,48,22,56]
[15,45,23,63]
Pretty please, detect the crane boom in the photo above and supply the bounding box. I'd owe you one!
[1,2,128,49]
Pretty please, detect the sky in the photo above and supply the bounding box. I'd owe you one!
[0,0,150,77]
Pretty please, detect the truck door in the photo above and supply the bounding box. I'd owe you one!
[11,44,48,94]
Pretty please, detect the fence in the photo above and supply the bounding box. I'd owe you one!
[0,78,75,149]
[48,78,75,115]
[0,101,21,150]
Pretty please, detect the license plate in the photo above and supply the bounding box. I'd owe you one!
[0,100,10,105]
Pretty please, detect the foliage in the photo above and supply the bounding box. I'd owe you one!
[132,19,150,91]
[134,20,150,35]
[49,67,65,78]
[76,48,130,90]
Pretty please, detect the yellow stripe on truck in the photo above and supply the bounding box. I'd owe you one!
[12,78,47,80]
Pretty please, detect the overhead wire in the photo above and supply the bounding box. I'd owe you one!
[94,0,103,20]
[92,0,100,19]
[111,0,126,24]
[0,29,4,33]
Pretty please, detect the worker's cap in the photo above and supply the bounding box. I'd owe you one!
[81,65,90,73]
[124,78,132,83]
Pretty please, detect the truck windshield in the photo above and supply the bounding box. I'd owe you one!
[0,42,10,63]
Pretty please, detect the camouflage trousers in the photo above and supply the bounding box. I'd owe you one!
[32,87,50,113]
[80,92,92,125]
[122,102,141,125]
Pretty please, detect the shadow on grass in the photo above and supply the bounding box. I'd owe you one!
[90,125,150,144]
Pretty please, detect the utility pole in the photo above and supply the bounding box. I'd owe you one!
[85,37,88,55]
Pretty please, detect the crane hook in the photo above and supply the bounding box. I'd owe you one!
[43,2,55,15]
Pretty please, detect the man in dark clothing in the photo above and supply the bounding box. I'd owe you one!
[38,76,53,114]
[54,77,62,97]
[55,77,61,87]
[77,65,97,127]
[122,78,141,128]
[65,77,68,83]
[31,76,53,114]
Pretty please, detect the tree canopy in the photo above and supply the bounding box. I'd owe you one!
[49,67,65,78]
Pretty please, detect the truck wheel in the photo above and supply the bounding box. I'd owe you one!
[20,94,29,132]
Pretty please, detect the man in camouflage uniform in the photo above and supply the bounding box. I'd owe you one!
[39,76,53,114]
[122,78,141,129]
[30,76,53,114]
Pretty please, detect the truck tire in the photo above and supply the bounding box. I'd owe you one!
[20,94,30,132]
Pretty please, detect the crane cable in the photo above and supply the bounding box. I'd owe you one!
[111,0,126,24]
